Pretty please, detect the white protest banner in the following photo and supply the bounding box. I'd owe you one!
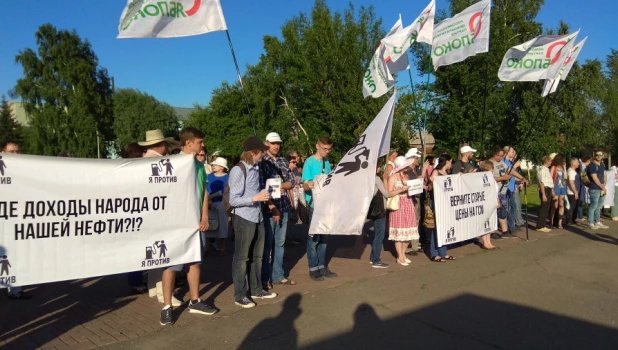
[381,0,435,64]
[431,0,490,70]
[433,172,498,247]
[362,17,402,98]
[603,170,616,207]
[407,179,424,196]
[498,32,578,82]
[0,154,201,288]
[310,93,396,235]
[117,0,227,38]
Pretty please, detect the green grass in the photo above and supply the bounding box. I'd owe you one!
[520,184,541,214]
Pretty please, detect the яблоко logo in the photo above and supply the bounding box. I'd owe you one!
[546,40,568,65]
[468,11,483,39]
[122,0,203,31]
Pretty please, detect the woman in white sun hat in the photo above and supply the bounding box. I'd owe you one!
[206,157,230,256]
[387,156,419,266]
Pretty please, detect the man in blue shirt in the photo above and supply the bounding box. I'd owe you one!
[302,136,337,281]
[503,146,528,234]
[587,149,608,230]
[229,136,280,308]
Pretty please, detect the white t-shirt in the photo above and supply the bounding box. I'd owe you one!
[567,168,577,195]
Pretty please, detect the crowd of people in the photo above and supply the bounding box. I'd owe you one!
[2,132,616,326]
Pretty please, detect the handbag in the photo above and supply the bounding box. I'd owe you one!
[367,192,386,219]
[423,201,436,229]
[207,208,219,231]
[386,195,399,211]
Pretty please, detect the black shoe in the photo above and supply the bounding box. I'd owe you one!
[8,291,32,300]
[309,270,324,281]
[405,250,418,256]
[160,307,173,326]
[319,267,338,278]
[502,232,518,239]
[490,233,503,240]
[188,299,218,315]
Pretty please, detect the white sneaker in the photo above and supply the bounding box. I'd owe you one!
[589,223,599,230]
[596,222,609,229]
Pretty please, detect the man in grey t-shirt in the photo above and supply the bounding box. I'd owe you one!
[490,147,514,238]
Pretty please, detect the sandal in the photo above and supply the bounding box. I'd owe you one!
[274,279,297,286]
[443,256,456,260]
[432,257,446,262]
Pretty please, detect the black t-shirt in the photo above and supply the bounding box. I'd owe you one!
[451,160,474,174]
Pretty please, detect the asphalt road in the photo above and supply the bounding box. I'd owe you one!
[105,225,618,350]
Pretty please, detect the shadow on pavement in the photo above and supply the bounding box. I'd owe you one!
[240,293,618,349]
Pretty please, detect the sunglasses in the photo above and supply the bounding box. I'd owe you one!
[595,154,604,157]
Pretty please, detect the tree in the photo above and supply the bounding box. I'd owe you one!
[188,0,415,161]
[113,89,179,152]
[14,24,114,158]
[0,95,25,147]
[410,0,606,161]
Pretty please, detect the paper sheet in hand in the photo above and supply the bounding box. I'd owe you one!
[265,178,282,199]
[407,179,424,196]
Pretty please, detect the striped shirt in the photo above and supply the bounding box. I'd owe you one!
[229,161,263,223]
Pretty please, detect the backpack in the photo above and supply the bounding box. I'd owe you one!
[223,163,247,217]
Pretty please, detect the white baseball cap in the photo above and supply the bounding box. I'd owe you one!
[405,148,422,158]
[460,145,477,154]
[265,132,282,143]
[211,157,228,170]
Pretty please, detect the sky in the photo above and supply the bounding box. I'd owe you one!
[1,0,616,108]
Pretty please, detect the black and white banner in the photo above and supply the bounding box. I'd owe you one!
[309,93,396,235]
[433,172,498,247]
[0,154,201,288]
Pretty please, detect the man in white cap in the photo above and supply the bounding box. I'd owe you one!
[452,145,477,174]
[259,132,297,288]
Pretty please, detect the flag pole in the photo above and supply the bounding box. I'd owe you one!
[421,52,432,158]
[225,30,257,136]
[407,57,424,155]
[480,56,489,158]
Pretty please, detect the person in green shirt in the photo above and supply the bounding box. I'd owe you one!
[160,127,217,326]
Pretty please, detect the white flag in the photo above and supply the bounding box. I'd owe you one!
[381,0,435,63]
[498,32,578,81]
[309,93,397,235]
[362,17,402,98]
[431,0,491,70]
[559,36,587,81]
[117,0,227,38]
[544,30,579,80]
[540,36,586,97]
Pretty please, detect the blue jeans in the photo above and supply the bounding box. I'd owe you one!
[429,228,447,259]
[232,215,265,301]
[371,216,386,263]
[512,189,525,226]
[306,208,329,271]
[262,211,289,283]
[507,191,517,231]
[588,189,603,224]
